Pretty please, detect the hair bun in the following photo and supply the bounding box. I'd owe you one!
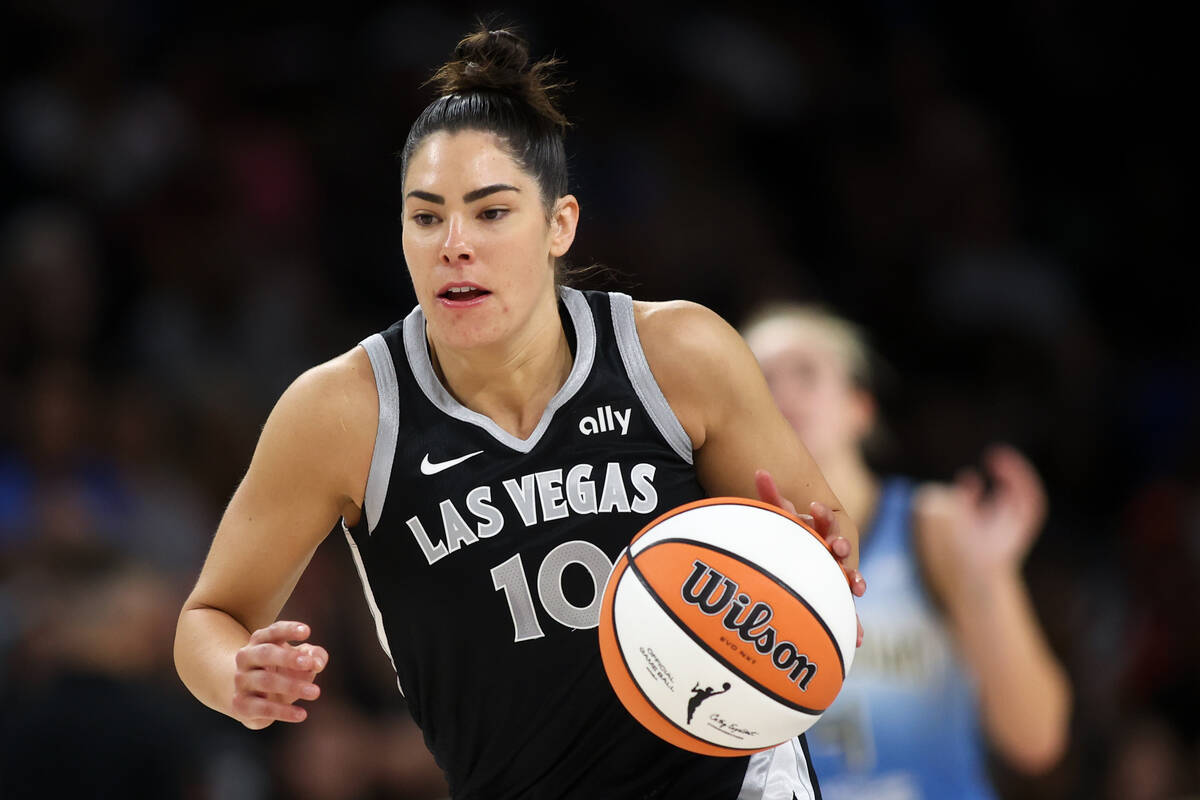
[427,24,570,129]
[455,29,529,79]
[439,27,532,95]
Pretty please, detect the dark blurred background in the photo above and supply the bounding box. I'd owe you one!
[0,2,1194,798]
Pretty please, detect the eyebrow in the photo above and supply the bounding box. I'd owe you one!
[405,184,521,205]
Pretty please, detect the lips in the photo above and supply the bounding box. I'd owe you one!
[437,282,492,304]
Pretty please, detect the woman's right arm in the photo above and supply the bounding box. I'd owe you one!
[174,347,377,728]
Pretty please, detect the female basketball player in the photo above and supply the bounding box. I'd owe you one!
[174,26,864,800]
[743,305,1071,798]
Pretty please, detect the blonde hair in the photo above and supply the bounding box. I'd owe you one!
[741,303,875,391]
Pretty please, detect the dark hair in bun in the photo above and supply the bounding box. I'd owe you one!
[400,24,570,211]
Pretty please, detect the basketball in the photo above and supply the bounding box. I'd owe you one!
[598,497,857,756]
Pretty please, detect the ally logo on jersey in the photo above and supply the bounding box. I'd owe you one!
[578,405,631,436]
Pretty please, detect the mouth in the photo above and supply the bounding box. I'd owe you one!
[437,283,492,305]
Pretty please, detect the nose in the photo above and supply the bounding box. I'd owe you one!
[439,215,474,266]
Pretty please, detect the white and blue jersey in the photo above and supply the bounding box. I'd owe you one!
[806,478,996,800]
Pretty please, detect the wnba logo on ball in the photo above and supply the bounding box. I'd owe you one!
[681,560,818,691]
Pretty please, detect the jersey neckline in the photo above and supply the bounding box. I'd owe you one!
[401,286,597,454]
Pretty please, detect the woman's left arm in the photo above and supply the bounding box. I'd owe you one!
[635,299,864,580]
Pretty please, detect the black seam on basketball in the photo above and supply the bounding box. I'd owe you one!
[609,574,762,753]
[638,536,847,679]
[626,550,826,715]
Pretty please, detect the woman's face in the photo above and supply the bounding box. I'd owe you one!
[402,129,577,351]
[750,328,873,466]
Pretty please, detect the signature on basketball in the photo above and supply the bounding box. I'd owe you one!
[707,713,758,739]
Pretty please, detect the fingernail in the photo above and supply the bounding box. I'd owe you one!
[302,684,319,699]
[296,624,308,635]
[296,655,311,668]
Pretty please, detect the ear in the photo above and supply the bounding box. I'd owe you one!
[548,194,580,258]
[849,387,877,441]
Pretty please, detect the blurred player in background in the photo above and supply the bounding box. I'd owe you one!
[743,303,1071,800]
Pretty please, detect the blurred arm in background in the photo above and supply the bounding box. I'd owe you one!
[915,444,1072,774]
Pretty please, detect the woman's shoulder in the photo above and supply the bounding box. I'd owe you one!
[289,346,376,411]
[630,298,744,362]
[266,346,378,453]
[251,345,378,510]
[627,298,760,441]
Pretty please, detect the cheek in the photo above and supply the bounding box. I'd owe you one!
[768,378,807,414]
[401,230,435,269]
[817,388,861,436]
[499,229,555,277]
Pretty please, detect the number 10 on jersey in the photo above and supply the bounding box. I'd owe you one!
[490,541,615,642]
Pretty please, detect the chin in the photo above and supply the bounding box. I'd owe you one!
[426,311,507,351]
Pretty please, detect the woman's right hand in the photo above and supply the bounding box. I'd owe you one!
[233,621,329,729]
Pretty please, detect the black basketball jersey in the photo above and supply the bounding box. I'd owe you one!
[342,288,820,800]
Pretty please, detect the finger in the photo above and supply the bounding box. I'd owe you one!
[236,642,312,672]
[830,536,852,560]
[295,643,330,674]
[953,468,984,508]
[844,568,866,597]
[809,501,839,542]
[986,445,1047,519]
[236,669,321,702]
[754,469,797,515]
[856,615,864,648]
[232,693,308,724]
[274,665,323,685]
[249,621,311,646]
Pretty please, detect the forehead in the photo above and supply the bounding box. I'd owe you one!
[748,320,848,371]
[405,130,531,193]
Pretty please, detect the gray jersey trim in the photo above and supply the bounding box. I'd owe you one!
[401,287,596,453]
[359,333,400,533]
[737,738,815,800]
[608,292,694,465]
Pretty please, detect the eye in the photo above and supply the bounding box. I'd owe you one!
[411,212,438,226]
[480,207,509,221]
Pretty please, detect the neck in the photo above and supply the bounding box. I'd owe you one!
[815,449,880,536]
[429,292,573,439]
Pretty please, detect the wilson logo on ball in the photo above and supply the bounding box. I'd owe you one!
[681,559,818,691]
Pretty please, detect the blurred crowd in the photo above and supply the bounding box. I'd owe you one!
[0,3,1194,799]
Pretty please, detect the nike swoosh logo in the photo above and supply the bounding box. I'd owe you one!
[420,450,483,475]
